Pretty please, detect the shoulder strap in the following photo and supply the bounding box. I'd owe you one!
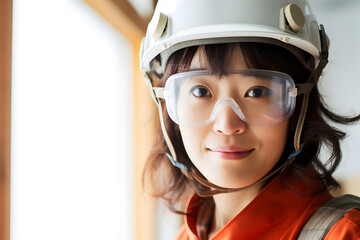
[297,194,360,240]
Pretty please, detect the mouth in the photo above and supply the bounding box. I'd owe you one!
[208,146,254,160]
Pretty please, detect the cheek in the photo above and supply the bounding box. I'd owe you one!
[179,126,207,161]
[257,122,289,162]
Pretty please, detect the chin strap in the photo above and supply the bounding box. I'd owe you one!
[144,25,329,197]
[165,144,305,197]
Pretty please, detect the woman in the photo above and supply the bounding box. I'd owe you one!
[140,0,360,239]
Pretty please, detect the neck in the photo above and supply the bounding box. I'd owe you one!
[208,182,263,238]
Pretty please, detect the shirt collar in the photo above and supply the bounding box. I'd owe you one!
[183,170,331,239]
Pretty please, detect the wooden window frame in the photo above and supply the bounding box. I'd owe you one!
[0,0,12,239]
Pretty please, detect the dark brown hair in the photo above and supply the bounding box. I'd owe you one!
[142,42,360,211]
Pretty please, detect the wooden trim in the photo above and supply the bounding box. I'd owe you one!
[132,39,157,240]
[152,0,158,11]
[0,0,12,239]
[109,0,149,30]
[84,0,147,42]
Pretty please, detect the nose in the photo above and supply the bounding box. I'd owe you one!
[212,104,247,135]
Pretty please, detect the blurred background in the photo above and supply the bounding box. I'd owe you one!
[0,0,359,239]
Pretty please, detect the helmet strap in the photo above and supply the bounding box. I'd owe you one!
[143,73,191,179]
[294,24,329,151]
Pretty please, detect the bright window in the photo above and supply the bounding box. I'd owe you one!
[11,1,134,239]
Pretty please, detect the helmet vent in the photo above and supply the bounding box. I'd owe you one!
[284,4,305,32]
[149,12,168,39]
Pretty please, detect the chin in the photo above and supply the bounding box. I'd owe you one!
[207,174,260,189]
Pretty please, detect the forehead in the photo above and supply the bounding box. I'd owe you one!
[189,44,248,71]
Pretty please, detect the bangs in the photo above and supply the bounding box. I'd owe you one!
[198,44,238,76]
[165,44,238,77]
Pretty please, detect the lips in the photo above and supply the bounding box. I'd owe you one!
[208,146,254,160]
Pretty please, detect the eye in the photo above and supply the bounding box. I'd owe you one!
[246,86,272,98]
[190,85,211,97]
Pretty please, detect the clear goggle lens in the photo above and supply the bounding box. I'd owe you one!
[163,69,297,127]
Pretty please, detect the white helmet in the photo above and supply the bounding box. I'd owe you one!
[140,0,326,74]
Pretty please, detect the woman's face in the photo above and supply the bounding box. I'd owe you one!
[178,46,289,188]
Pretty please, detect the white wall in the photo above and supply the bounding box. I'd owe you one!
[311,0,360,179]
[11,1,134,239]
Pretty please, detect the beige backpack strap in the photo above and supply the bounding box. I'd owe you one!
[297,194,360,240]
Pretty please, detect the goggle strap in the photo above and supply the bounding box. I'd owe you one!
[143,73,165,99]
[153,87,164,99]
[296,83,314,95]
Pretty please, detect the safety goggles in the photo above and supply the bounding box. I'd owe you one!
[154,69,304,127]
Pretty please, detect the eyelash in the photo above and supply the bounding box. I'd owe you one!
[245,86,272,98]
[190,85,212,97]
[189,85,272,99]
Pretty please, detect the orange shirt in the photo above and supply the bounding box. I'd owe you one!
[176,172,360,240]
